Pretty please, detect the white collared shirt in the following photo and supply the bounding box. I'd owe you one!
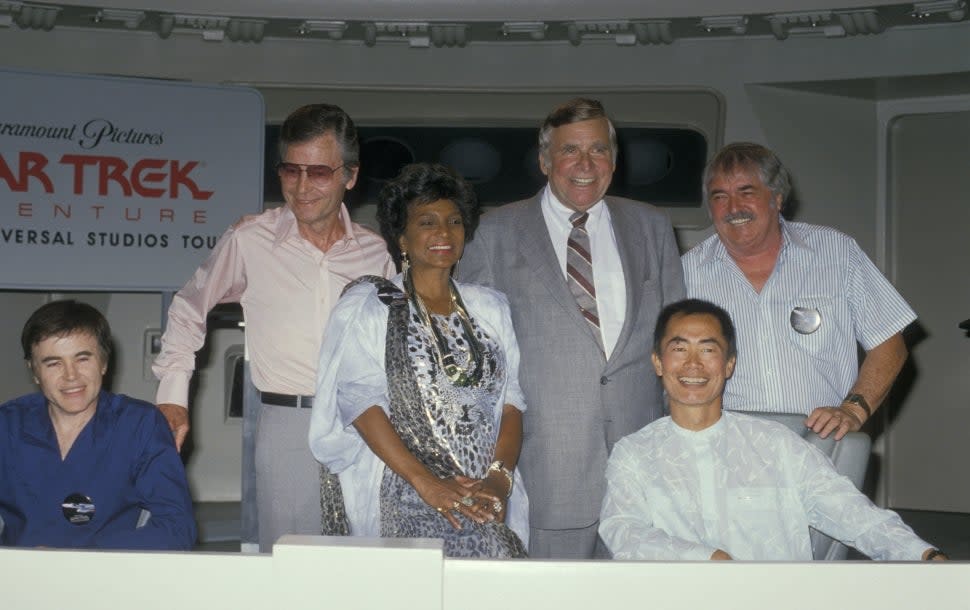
[153,204,395,404]
[540,186,627,358]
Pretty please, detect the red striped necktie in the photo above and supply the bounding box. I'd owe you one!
[567,211,603,352]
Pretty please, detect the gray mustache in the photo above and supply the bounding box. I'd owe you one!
[723,211,754,223]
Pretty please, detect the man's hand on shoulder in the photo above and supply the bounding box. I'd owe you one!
[157,403,190,452]
[804,405,864,440]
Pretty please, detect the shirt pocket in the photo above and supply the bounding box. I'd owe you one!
[728,487,782,513]
[785,295,852,360]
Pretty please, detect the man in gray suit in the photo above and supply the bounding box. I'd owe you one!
[460,98,685,558]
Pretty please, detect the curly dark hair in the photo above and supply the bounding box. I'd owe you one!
[377,163,481,268]
[22,299,113,362]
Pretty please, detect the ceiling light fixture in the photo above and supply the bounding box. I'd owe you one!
[0,1,20,27]
[834,9,884,35]
[501,21,546,40]
[14,2,59,30]
[766,11,833,39]
[226,18,265,42]
[297,20,346,39]
[363,22,377,46]
[699,15,748,35]
[632,20,673,45]
[170,13,230,42]
[430,23,467,47]
[372,22,432,48]
[700,15,748,35]
[158,14,174,38]
[566,21,638,46]
[566,22,580,45]
[94,8,144,29]
[911,0,967,20]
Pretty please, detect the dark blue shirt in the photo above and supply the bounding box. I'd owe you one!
[0,391,196,550]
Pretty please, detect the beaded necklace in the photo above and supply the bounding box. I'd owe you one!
[404,270,485,387]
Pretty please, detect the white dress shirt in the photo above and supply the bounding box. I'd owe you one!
[541,186,627,358]
[600,412,930,561]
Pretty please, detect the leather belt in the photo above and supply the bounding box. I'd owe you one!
[260,392,314,408]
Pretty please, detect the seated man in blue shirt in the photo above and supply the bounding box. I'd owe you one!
[0,300,196,550]
[599,298,945,561]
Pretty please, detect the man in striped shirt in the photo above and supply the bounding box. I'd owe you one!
[681,142,915,440]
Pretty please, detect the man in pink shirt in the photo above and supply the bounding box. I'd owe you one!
[153,104,395,552]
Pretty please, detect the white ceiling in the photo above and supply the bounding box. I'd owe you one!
[48,0,895,21]
[10,1,963,45]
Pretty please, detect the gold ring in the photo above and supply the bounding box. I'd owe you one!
[436,506,443,513]
[492,500,503,513]
[452,500,461,510]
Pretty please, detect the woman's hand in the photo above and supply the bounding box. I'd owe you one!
[412,474,498,530]
[351,407,512,529]
[353,407,499,530]
[480,475,510,521]
[456,474,509,522]
[454,474,507,522]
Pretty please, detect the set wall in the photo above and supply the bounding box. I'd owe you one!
[101,292,244,502]
[884,105,970,512]
[746,84,879,254]
[0,292,47,398]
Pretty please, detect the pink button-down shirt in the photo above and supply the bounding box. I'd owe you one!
[153,204,395,407]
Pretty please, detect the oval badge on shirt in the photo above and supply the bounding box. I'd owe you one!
[790,307,822,335]
[62,493,96,525]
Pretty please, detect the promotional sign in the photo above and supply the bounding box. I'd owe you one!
[0,69,264,291]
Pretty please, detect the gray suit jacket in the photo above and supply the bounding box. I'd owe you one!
[460,192,685,530]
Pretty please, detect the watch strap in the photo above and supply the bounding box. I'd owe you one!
[843,393,872,419]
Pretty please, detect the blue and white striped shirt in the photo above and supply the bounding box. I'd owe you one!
[682,220,916,415]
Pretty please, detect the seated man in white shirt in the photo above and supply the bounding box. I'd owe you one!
[599,298,946,561]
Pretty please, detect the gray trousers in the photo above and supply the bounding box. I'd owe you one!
[529,523,612,559]
[240,363,259,551]
[241,366,322,553]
